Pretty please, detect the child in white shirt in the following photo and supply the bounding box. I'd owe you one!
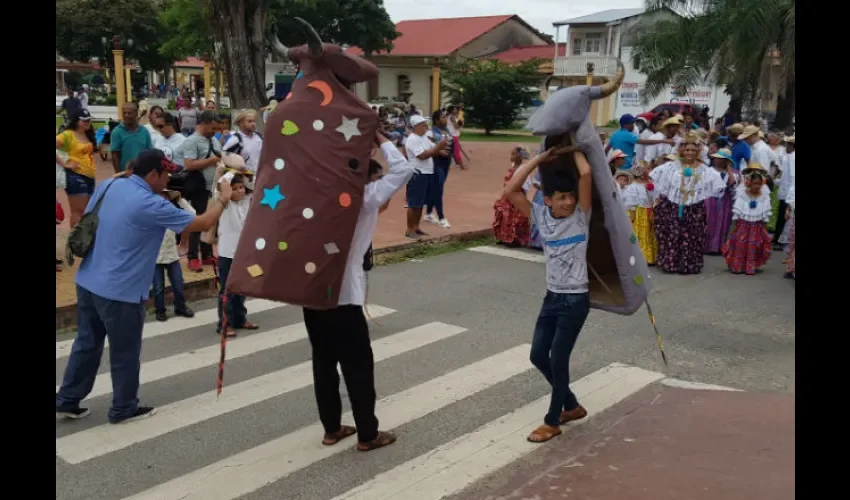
[153,191,196,321]
[215,174,256,336]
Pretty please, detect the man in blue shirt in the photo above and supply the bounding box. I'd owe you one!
[727,123,751,170]
[56,149,233,425]
[607,114,674,170]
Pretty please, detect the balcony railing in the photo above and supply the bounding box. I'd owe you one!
[553,56,619,77]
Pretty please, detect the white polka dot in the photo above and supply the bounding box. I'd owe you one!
[302,208,314,219]
[255,238,266,250]
[312,120,324,131]
[629,255,636,266]
[305,262,317,274]
[274,158,285,170]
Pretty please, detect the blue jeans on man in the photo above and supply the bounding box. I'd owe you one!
[529,291,591,426]
[56,285,145,423]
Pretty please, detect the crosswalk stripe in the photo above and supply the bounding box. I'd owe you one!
[331,362,665,500]
[56,321,470,464]
[55,299,285,360]
[467,245,546,263]
[55,305,397,399]
[120,344,532,500]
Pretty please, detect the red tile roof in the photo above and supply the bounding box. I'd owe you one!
[488,44,565,63]
[346,15,514,57]
[174,57,205,68]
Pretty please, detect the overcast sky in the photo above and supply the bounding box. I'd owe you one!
[382,0,645,37]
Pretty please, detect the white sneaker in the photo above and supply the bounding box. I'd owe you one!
[423,213,438,224]
[438,218,452,228]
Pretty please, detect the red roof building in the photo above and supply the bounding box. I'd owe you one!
[488,44,566,64]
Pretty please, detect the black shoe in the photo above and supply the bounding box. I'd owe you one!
[174,306,195,318]
[57,407,90,420]
[155,311,168,322]
[109,406,157,425]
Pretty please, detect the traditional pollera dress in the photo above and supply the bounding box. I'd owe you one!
[493,164,530,247]
[651,161,725,274]
[524,171,544,250]
[784,180,795,278]
[704,169,737,254]
[722,184,773,275]
[622,180,658,265]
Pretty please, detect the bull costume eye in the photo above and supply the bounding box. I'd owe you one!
[348,159,359,170]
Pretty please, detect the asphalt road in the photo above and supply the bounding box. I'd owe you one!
[55,245,795,500]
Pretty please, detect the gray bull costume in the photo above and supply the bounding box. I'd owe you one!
[526,60,653,316]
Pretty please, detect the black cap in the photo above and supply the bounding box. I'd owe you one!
[72,109,92,121]
[131,149,181,177]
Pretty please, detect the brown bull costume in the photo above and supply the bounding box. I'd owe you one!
[223,19,398,450]
[226,19,380,308]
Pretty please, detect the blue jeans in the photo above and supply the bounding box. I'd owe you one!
[529,291,590,426]
[152,261,186,313]
[56,285,145,421]
[426,161,450,219]
[217,257,247,329]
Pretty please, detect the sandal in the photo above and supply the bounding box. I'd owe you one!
[357,431,397,452]
[217,327,237,337]
[527,424,561,443]
[238,322,259,330]
[322,425,357,446]
[559,405,588,425]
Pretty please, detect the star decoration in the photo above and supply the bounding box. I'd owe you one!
[260,185,286,210]
[335,116,362,142]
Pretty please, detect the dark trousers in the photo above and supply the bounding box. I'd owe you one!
[529,291,590,426]
[303,305,379,442]
[426,161,450,219]
[152,261,186,313]
[187,189,212,261]
[56,285,145,421]
[217,257,247,329]
[773,200,788,243]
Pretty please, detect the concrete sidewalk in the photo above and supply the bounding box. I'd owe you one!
[55,141,519,317]
[451,385,795,500]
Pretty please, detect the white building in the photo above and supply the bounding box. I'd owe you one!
[551,8,731,126]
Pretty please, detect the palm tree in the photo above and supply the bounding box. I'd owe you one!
[631,0,795,128]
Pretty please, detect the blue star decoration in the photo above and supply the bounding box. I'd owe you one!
[296,70,304,80]
[260,185,286,210]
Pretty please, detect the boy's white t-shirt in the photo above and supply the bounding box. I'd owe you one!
[217,197,251,259]
[530,203,591,294]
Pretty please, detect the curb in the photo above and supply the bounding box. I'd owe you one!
[55,228,494,331]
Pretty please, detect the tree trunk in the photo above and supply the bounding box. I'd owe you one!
[209,0,268,114]
[772,77,795,132]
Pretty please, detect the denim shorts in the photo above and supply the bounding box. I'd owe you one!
[65,170,95,197]
[405,172,431,209]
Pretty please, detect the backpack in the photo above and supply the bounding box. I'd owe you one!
[65,179,118,265]
[224,131,263,156]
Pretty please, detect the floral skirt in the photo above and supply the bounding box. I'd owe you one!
[493,197,530,246]
[629,207,657,265]
[722,220,772,275]
[704,193,733,254]
[654,197,706,274]
[785,215,795,277]
[528,190,544,250]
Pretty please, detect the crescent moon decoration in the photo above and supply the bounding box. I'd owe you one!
[306,80,334,106]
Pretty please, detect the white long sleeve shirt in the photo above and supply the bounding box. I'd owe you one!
[338,142,416,306]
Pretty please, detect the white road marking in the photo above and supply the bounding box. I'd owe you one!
[331,363,665,500]
[120,345,532,500]
[467,245,546,263]
[56,321,470,464]
[55,299,285,359]
[55,306,396,399]
[662,377,741,391]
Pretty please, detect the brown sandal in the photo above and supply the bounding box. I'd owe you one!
[559,405,588,425]
[322,425,357,446]
[239,322,259,330]
[357,431,397,451]
[527,424,561,443]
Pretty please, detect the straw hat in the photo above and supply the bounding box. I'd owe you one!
[710,148,734,163]
[758,130,765,139]
[742,162,767,176]
[783,135,795,144]
[608,149,627,162]
[727,123,745,136]
[662,116,683,128]
[614,169,633,181]
[738,125,761,141]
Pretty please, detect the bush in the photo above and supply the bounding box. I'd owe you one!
[167,99,177,110]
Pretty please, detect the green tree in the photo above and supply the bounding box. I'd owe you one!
[158,0,215,62]
[441,59,541,134]
[631,0,795,128]
[55,0,171,71]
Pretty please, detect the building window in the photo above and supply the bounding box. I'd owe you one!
[584,32,603,54]
[397,74,412,100]
[572,38,582,56]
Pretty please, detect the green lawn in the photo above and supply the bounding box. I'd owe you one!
[461,132,541,143]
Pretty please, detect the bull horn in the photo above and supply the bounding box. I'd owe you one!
[595,59,625,99]
[293,17,323,57]
[270,34,290,62]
